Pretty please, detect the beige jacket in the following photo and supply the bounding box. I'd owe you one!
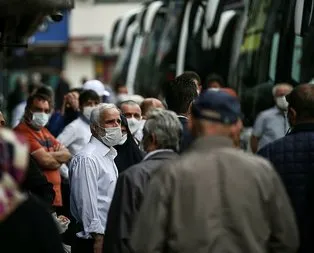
[130,136,299,253]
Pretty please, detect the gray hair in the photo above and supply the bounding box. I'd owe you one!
[90,103,118,125]
[143,108,182,151]
[272,83,293,96]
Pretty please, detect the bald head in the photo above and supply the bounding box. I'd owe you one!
[141,98,165,119]
[287,84,314,123]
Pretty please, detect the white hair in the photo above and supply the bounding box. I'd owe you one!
[272,83,293,97]
[90,103,118,125]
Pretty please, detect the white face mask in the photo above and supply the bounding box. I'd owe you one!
[275,96,289,111]
[127,117,141,134]
[140,119,146,128]
[83,106,94,121]
[118,134,128,145]
[98,126,122,147]
[31,112,50,128]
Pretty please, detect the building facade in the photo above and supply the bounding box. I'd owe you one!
[65,0,141,87]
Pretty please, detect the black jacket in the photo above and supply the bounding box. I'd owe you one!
[0,196,64,253]
[103,150,179,253]
[21,156,55,210]
[178,116,194,153]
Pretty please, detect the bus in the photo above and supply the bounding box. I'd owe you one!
[230,0,314,126]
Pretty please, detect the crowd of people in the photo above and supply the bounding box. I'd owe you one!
[0,71,312,253]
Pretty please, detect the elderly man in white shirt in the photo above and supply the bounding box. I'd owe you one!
[69,103,122,253]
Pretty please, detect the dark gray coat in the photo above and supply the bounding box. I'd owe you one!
[131,136,299,253]
[103,150,179,253]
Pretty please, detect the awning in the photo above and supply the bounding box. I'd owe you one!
[69,37,105,55]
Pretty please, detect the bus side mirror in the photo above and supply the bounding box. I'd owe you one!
[205,0,223,36]
[294,0,314,36]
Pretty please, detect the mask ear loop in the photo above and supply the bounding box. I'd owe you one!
[285,127,292,136]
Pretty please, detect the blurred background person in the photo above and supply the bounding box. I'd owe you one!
[28,72,44,95]
[8,75,28,126]
[164,74,198,152]
[83,79,110,103]
[203,73,225,90]
[182,71,202,94]
[139,98,165,142]
[0,128,64,253]
[140,98,165,120]
[47,88,82,137]
[258,84,314,253]
[251,83,293,153]
[57,89,100,156]
[55,71,70,111]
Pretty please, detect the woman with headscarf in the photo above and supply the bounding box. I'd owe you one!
[0,128,64,253]
[114,114,144,173]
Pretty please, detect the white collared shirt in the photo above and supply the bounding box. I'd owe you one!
[57,117,91,155]
[69,137,118,239]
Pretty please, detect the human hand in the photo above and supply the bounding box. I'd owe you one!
[93,234,104,253]
[64,92,80,111]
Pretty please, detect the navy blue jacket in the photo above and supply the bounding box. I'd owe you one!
[178,116,194,153]
[258,123,314,253]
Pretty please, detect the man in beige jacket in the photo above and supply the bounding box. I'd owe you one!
[130,90,299,253]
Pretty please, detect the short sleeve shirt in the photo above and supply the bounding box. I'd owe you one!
[14,122,62,206]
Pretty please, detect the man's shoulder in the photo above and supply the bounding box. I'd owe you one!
[258,131,314,155]
[120,162,148,180]
[74,144,96,158]
[14,122,28,132]
[180,147,274,175]
[120,158,166,183]
[61,118,83,132]
[257,107,277,118]
[70,117,87,127]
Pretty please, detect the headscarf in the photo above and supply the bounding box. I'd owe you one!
[114,115,144,173]
[0,128,29,222]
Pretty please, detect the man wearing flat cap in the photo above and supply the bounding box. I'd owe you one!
[130,90,299,253]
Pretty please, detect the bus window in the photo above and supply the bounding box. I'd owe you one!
[292,36,302,83]
[269,32,280,82]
